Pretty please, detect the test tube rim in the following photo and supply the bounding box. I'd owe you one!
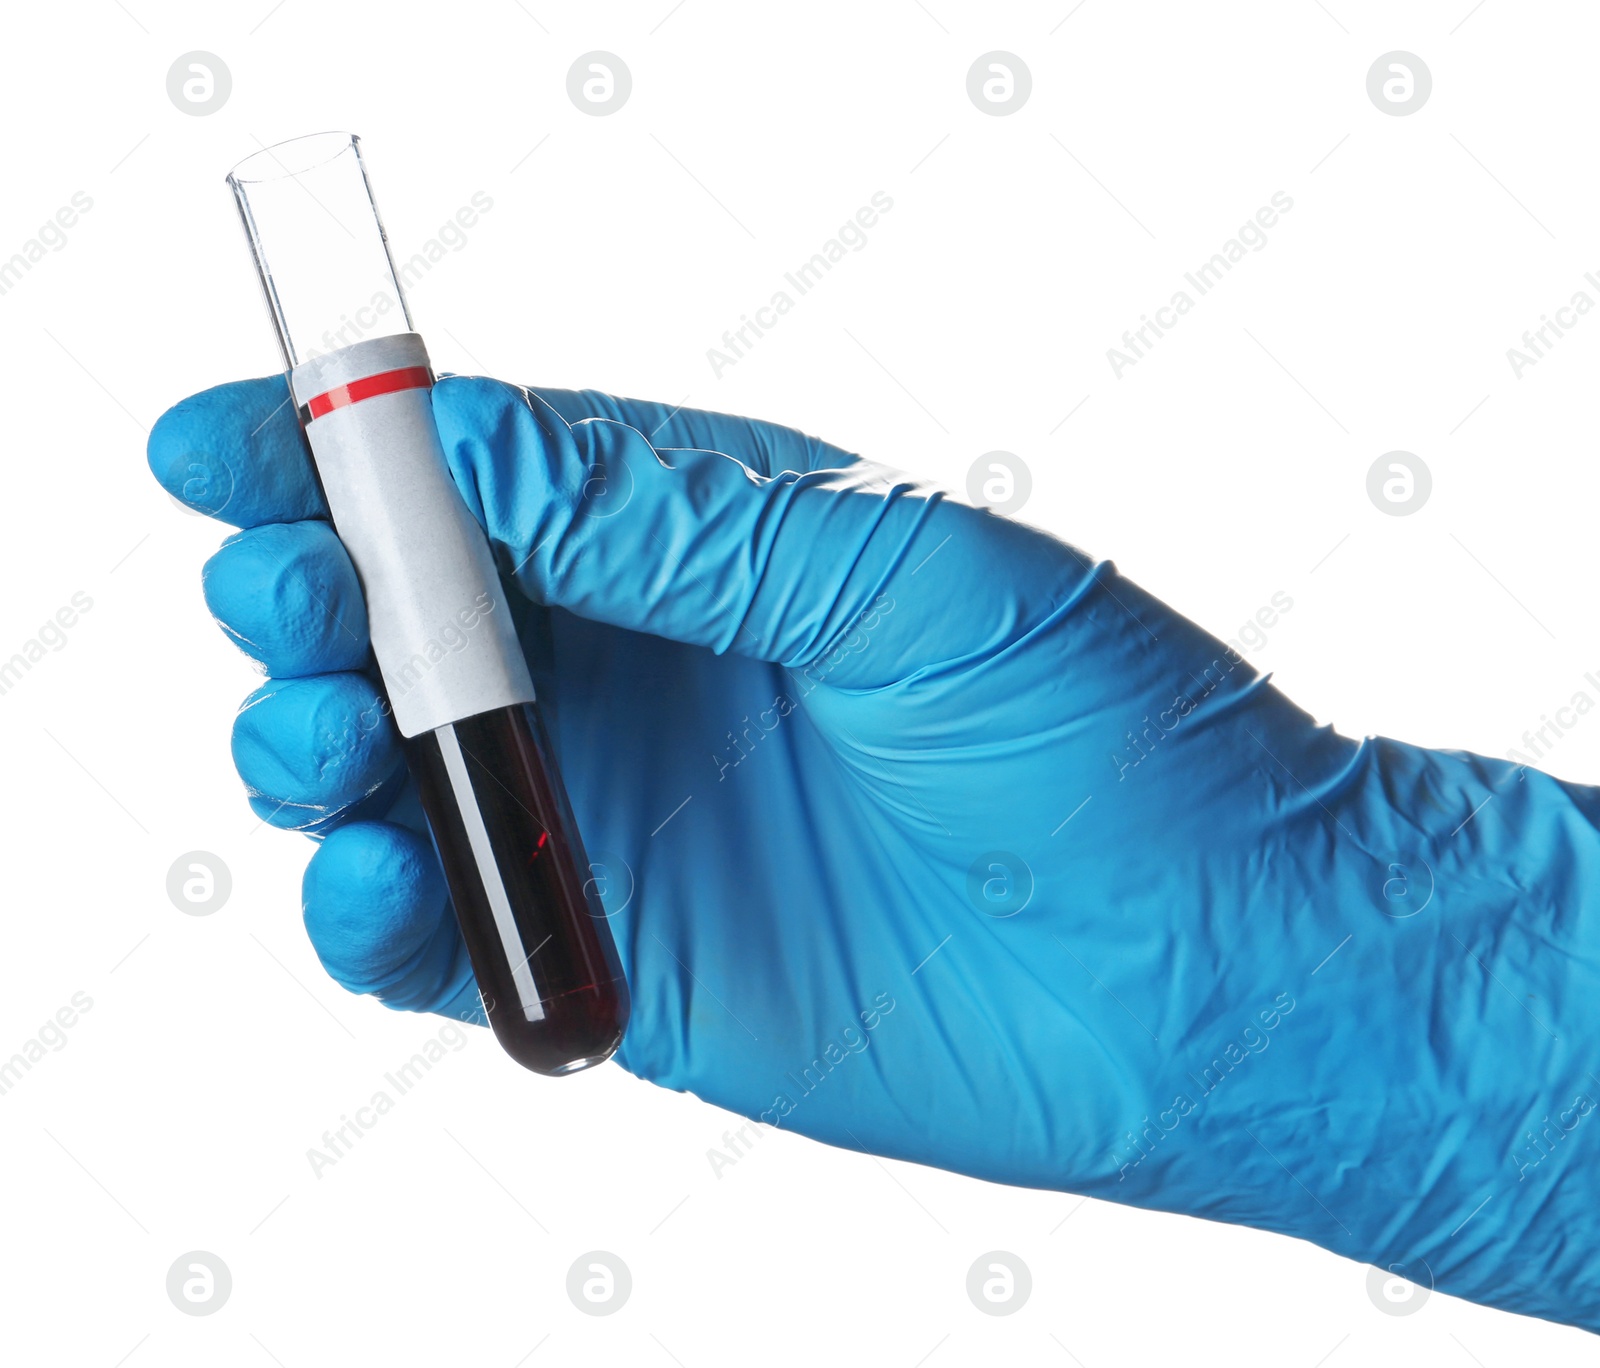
[225,129,364,185]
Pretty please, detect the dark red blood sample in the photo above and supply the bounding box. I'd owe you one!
[406,702,629,1075]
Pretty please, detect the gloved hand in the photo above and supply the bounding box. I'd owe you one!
[149,375,1600,1333]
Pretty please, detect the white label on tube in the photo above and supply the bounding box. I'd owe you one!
[290,334,535,739]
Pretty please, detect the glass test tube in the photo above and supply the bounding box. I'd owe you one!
[227,132,629,1075]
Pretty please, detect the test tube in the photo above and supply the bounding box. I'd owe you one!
[226,132,629,1075]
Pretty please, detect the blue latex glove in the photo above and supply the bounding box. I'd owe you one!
[150,375,1600,1332]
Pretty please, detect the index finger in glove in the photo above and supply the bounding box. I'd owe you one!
[148,375,325,528]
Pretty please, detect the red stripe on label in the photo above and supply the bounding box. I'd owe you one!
[305,366,433,421]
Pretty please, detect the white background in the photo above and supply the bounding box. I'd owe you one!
[0,0,1595,1362]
